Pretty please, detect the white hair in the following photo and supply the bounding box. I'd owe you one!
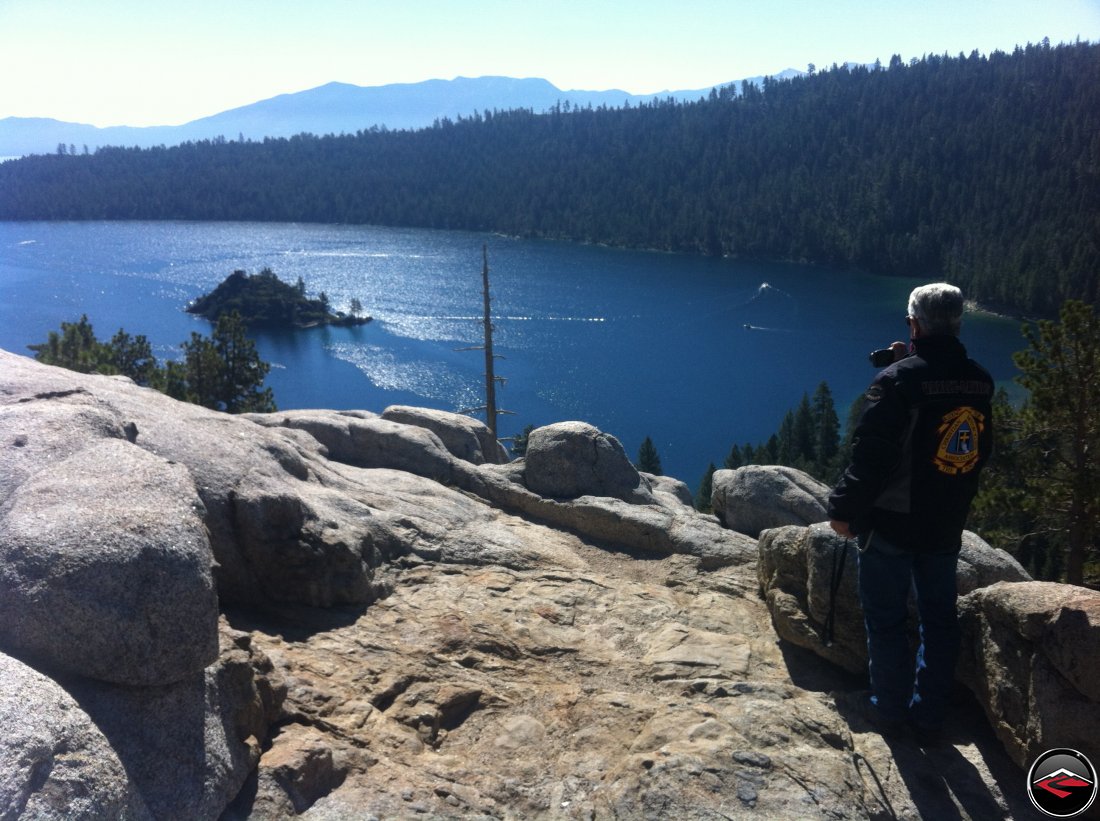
[908,283,964,336]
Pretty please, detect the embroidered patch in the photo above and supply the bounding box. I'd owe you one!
[865,384,884,403]
[933,406,985,475]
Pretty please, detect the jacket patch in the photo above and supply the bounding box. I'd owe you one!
[865,384,884,403]
[933,406,985,475]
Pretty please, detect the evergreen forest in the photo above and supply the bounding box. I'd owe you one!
[29,313,276,414]
[1,41,1097,317]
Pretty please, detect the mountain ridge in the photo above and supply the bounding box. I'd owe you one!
[0,71,804,157]
[3,45,1094,317]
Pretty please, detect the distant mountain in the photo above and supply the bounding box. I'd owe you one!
[5,45,1094,316]
[0,72,804,158]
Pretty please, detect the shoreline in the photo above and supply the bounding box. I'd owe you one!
[965,299,1034,323]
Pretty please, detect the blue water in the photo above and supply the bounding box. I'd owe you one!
[0,221,1026,485]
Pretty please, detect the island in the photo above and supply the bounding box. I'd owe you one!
[186,268,371,328]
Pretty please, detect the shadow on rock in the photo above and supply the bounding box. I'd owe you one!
[223,603,368,643]
[778,639,867,694]
[836,685,1036,820]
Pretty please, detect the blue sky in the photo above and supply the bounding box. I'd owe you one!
[1,0,1098,127]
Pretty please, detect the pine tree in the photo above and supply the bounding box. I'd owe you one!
[30,314,103,373]
[107,329,158,385]
[180,311,275,413]
[29,313,276,414]
[969,389,1056,578]
[695,462,717,512]
[511,424,535,457]
[181,331,224,409]
[776,412,795,465]
[1012,300,1100,585]
[161,360,190,402]
[637,436,663,475]
[762,434,780,464]
[211,311,276,413]
[727,382,842,482]
[811,381,841,479]
[791,393,816,469]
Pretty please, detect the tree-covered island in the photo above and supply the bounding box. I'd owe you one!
[187,268,371,328]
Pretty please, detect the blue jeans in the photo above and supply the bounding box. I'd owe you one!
[857,531,960,728]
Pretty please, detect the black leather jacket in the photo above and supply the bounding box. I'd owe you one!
[828,334,995,553]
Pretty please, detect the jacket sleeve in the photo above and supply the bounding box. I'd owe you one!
[827,371,910,533]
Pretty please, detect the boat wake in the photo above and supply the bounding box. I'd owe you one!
[749,281,795,302]
[392,314,605,323]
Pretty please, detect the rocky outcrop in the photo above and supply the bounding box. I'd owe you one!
[647,472,696,507]
[523,421,652,502]
[0,437,218,685]
[466,463,758,569]
[381,404,510,465]
[0,652,149,820]
[0,617,282,821]
[756,524,867,674]
[231,723,347,818]
[247,411,758,571]
[0,348,1086,820]
[62,621,286,820]
[756,524,1033,675]
[245,408,458,483]
[957,581,1100,769]
[227,553,885,820]
[240,408,378,466]
[711,465,830,537]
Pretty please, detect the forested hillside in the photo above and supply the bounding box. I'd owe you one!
[1,41,1096,316]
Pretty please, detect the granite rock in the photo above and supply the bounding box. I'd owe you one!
[523,421,652,502]
[958,580,1100,768]
[0,438,218,685]
[711,465,830,537]
[0,350,1067,820]
[381,404,510,465]
[757,524,1032,675]
[0,652,150,820]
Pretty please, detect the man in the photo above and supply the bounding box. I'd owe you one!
[828,282,994,740]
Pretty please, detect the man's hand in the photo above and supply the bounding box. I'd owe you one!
[829,520,854,538]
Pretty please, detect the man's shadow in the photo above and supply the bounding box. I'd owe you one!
[874,687,1039,820]
[881,733,1007,819]
[783,643,1037,820]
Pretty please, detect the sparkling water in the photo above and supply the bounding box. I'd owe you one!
[0,221,1025,485]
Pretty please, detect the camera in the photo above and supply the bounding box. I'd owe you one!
[869,348,895,367]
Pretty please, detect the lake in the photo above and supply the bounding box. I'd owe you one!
[0,221,1026,486]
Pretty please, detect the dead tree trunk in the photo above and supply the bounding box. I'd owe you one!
[457,245,510,436]
[481,244,498,438]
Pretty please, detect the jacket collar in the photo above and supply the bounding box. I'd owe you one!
[913,334,967,359]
